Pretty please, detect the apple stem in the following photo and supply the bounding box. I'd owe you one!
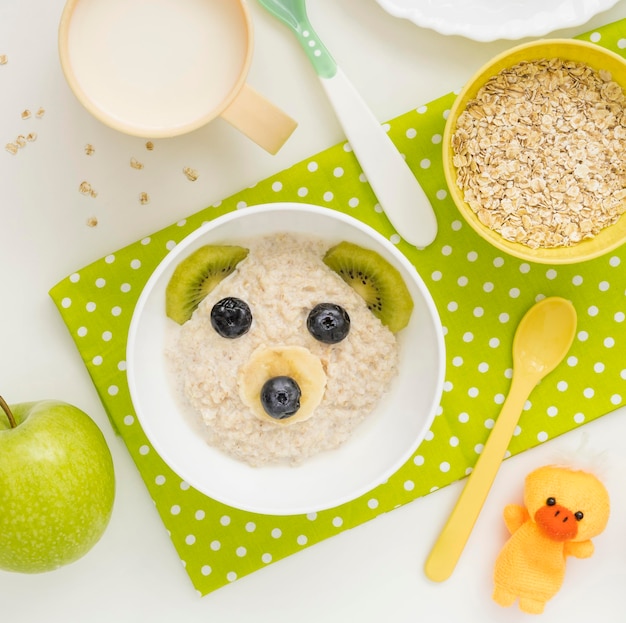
[0,395,17,428]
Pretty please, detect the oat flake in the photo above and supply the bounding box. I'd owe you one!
[183,166,198,181]
[79,181,94,196]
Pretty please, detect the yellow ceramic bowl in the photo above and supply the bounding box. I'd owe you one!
[443,39,626,264]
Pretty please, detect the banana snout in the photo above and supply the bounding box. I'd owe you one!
[237,345,327,425]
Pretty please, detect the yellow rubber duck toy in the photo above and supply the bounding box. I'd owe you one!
[493,465,610,614]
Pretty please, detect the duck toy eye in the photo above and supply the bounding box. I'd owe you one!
[546,497,556,506]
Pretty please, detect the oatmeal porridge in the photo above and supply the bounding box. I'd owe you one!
[166,233,400,467]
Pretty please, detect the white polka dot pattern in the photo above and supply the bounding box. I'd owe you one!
[48,24,626,598]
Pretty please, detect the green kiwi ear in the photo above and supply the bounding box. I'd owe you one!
[323,241,413,333]
[165,245,249,325]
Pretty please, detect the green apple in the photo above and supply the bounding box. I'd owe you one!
[0,396,115,573]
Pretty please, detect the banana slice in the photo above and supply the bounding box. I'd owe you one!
[238,346,327,425]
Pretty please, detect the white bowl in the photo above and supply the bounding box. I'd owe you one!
[126,203,446,515]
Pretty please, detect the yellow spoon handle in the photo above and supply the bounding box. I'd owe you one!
[424,373,537,582]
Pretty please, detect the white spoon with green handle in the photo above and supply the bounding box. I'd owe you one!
[257,0,438,248]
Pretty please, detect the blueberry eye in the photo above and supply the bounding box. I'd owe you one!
[210,297,252,338]
[574,511,584,521]
[307,303,350,344]
[546,497,556,506]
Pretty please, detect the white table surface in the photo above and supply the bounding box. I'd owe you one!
[3,1,626,621]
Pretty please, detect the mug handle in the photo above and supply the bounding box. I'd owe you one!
[220,83,297,154]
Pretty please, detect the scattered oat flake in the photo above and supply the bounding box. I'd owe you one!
[26,132,37,142]
[145,141,154,151]
[183,166,198,181]
[0,55,7,65]
[79,181,94,195]
[140,192,150,204]
[15,135,26,148]
[86,216,98,227]
[89,188,98,198]
[130,157,144,170]
[35,107,45,118]
[84,144,95,155]
[21,110,31,120]
[5,143,18,155]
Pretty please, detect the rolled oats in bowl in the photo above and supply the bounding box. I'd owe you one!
[444,40,626,264]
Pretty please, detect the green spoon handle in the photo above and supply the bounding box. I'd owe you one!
[291,17,337,78]
[257,0,337,78]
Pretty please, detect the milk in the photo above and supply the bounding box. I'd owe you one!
[67,0,249,133]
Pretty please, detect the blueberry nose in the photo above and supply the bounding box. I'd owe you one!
[260,376,301,419]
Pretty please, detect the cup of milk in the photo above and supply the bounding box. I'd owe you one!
[58,0,297,154]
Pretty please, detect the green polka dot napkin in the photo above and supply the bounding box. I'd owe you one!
[49,21,626,596]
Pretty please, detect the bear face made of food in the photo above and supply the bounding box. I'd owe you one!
[165,233,413,466]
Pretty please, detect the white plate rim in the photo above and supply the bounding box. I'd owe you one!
[375,0,620,42]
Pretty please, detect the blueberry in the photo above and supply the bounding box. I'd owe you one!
[260,376,301,419]
[307,303,350,344]
[210,297,252,338]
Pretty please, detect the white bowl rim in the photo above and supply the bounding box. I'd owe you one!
[126,202,446,515]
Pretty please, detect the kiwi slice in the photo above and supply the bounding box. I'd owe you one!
[165,245,249,324]
[323,241,413,333]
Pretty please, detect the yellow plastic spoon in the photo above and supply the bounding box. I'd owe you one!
[424,296,577,583]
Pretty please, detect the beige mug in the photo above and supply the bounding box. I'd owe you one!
[58,0,297,154]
